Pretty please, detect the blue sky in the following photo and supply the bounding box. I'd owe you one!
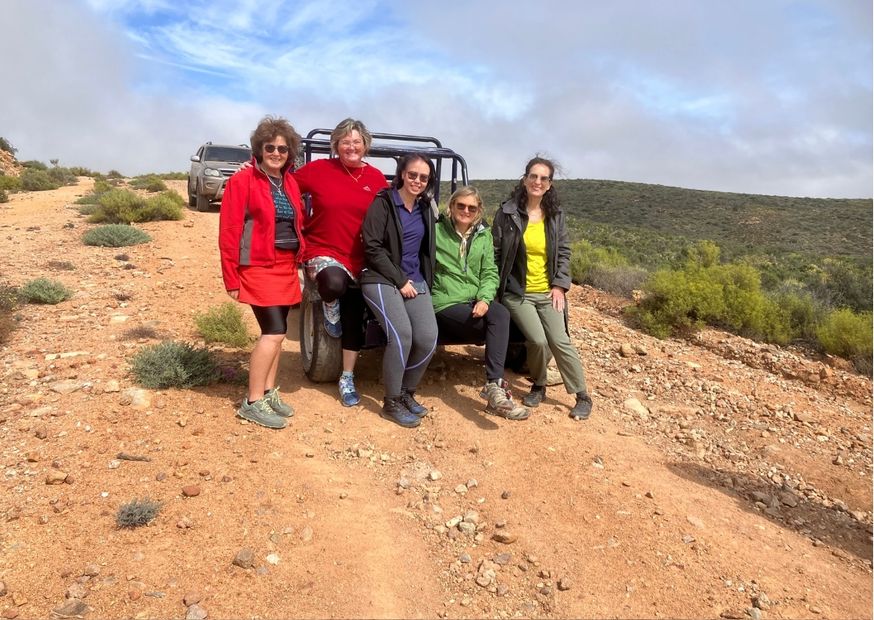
[2,0,871,197]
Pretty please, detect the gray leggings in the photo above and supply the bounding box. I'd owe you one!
[362,282,438,398]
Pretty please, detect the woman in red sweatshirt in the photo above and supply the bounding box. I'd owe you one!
[219,116,306,430]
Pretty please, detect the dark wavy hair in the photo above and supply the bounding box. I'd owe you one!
[391,153,437,201]
[507,156,561,220]
[250,115,301,168]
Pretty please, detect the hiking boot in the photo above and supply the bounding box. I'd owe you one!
[570,392,593,421]
[323,300,342,338]
[482,381,529,420]
[338,373,361,407]
[380,397,421,428]
[522,384,546,408]
[237,397,287,429]
[399,389,428,417]
[264,387,294,417]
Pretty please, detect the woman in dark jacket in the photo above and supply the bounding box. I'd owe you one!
[219,115,306,430]
[492,156,593,421]
[360,154,439,428]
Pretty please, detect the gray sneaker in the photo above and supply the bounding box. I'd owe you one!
[264,387,294,417]
[237,397,287,429]
[482,381,530,420]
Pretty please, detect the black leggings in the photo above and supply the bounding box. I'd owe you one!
[316,266,365,351]
[250,305,291,335]
[435,301,511,383]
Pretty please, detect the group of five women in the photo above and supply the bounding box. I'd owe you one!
[219,116,593,430]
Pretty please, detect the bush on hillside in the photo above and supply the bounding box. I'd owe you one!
[67,166,94,177]
[816,309,873,374]
[87,188,184,223]
[107,169,124,179]
[19,278,73,304]
[130,175,168,192]
[20,160,47,171]
[0,175,21,191]
[587,264,649,297]
[0,283,20,345]
[82,224,151,247]
[130,341,219,389]
[75,179,114,205]
[195,302,251,347]
[0,189,7,203]
[20,168,62,191]
[0,137,16,155]
[138,191,184,221]
[47,166,78,186]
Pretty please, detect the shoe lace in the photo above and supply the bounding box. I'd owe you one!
[339,376,356,395]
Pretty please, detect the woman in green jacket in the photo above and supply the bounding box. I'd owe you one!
[432,187,529,420]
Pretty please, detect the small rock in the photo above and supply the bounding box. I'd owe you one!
[748,608,762,620]
[501,490,511,499]
[458,522,476,535]
[558,577,572,591]
[466,479,478,489]
[46,470,68,485]
[779,492,798,508]
[623,398,649,419]
[82,564,100,577]
[492,532,517,544]
[183,592,201,606]
[454,484,468,494]
[53,599,89,618]
[232,548,255,569]
[186,604,208,620]
[719,610,745,619]
[300,526,313,542]
[65,584,87,600]
[686,515,705,529]
[0,582,6,596]
[265,553,280,565]
[752,592,771,610]
[793,411,813,424]
[493,553,512,565]
[128,589,141,601]
[458,553,471,564]
[619,343,634,358]
[182,485,201,497]
[1,609,17,619]
[429,470,443,481]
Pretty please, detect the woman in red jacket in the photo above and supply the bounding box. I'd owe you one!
[219,116,306,430]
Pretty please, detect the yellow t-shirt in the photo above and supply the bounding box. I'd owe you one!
[523,221,549,293]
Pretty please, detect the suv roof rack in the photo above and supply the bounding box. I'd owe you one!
[300,129,469,204]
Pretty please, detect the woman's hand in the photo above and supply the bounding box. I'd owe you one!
[471,300,489,318]
[227,289,240,300]
[549,286,566,312]
[399,281,418,299]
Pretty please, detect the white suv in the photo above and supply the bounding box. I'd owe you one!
[188,143,251,211]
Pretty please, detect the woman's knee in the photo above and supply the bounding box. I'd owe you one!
[316,267,348,301]
[486,301,510,327]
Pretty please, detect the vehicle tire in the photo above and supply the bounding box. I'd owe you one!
[195,185,210,212]
[187,176,196,207]
[300,280,342,382]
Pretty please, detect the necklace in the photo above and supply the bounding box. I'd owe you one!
[341,162,364,183]
[262,166,283,191]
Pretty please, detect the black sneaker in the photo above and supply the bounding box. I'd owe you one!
[399,389,428,417]
[380,397,421,428]
[522,385,546,408]
[570,392,593,421]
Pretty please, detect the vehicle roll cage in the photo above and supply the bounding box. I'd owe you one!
[300,129,469,204]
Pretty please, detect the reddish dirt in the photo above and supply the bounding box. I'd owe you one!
[0,178,871,619]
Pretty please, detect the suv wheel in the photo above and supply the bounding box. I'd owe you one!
[195,183,210,212]
[187,176,196,207]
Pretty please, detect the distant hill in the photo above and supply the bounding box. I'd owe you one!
[459,178,872,265]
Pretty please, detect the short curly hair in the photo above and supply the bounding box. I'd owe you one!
[250,115,301,165]
[330,118,373,157]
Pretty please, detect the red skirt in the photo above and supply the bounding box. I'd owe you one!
[237,250,301,306]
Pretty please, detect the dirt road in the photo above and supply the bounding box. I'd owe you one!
[0,179,870,619]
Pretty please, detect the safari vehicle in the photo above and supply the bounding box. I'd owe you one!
[188,142,252,212]
[297,129,526,383]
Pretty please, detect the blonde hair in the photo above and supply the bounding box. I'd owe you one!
[447,186,484,229]
[330,118,373,156]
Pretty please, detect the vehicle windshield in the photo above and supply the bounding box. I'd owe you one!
[203,147,250,163]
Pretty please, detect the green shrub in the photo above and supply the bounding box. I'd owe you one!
[21,160,47,171]
[0,175,21,191]
[570,240,632,285]
[82,224,151,247]
[87,188,147,223]
[67,166,93,176]
[0,284,20,345]
[107,169,124,179]
[140,191,184,221]
[130,341,219,389]
[195,302,251,347]
[19,278,72,304]
[0,137,16,155]
[20,169,62,191]
[153,171,187,180]
[816,309,873,372]
[0,189,7,203]
[116,498,161,528]
[46,260,76,271]
[631,261,791,343]
[587,264,649,297]
[47,166,78,186]
[75,179,114,205]
[771,281,825,341]
[121,325,161,341]
[77,203,99,216]
[130,175,168,192]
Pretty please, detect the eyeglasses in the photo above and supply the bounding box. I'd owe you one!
[454,202,479,213]
[264,144,289,154]
[339,139,364,148]
[526,173,552,184]
[405,171,430,184]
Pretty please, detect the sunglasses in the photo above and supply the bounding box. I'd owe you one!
[264,144,289,154]
[405,171,430,184]
[526,173,552,184]
[454,202,479,213]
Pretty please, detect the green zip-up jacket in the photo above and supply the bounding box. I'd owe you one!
[431,214,499,313]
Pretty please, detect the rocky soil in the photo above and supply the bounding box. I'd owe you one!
[0,178,871,619]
